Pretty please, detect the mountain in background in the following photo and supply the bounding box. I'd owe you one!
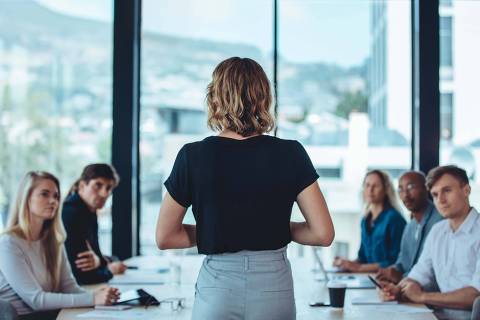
[0,0,366,116]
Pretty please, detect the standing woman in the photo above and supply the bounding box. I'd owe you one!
[334,170,406,273]
[0,172,119,319]
[156,57,335,320]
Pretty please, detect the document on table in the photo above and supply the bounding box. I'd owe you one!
[351,297,398,305]
[77,308,175,319]
[109,270,166,284]
[357,305,433,314]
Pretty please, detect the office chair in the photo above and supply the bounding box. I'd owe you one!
[471,296,480,320]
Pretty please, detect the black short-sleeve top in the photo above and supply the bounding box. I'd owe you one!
[164,135,319,254]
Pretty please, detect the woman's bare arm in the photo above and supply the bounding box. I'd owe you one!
[155,192,196,249]
[291,182,335,246]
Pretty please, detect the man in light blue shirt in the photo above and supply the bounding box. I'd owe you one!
[381,165,480,314]
[376,171,443,284]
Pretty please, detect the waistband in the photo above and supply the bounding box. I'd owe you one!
[206,246,288,263]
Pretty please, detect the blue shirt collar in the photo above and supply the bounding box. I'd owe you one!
[417,201,435,227]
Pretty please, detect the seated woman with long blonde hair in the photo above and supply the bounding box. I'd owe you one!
[334,169,406,273]
[0,171,119,319]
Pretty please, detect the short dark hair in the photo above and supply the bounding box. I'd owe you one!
[400,171,426,187]
[426,165,469,191]
[68,163,120,195]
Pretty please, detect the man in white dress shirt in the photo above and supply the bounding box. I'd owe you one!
[381,165,480,312]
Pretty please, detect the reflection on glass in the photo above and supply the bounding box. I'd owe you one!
[140,0,273,255]
[0,1,113,253]
[278,0,411,262]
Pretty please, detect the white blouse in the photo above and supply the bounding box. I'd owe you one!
[408,208,480,293]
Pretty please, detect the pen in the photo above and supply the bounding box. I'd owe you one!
[126,266,139,270]
[368,275,383,289]
[309,302,330,307]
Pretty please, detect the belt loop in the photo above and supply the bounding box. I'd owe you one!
[244,256,248,271]
[282,250,288,263]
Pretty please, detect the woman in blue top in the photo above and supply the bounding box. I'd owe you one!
[334,170,406,273]
[155,57,335,320]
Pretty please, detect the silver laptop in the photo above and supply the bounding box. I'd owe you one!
[312,247,375,289]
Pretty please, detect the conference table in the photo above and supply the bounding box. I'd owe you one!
[58,255,437,320]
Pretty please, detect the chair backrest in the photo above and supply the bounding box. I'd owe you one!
[472,296,480,320]
[0,299,18,320]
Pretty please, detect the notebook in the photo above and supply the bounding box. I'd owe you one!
[351,297,398,305]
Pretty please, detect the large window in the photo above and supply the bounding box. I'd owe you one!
[439,1,480,205]
[140,0,273,254]
[0,1,113,253]
[4,1,474,261]
[278,0,411,262]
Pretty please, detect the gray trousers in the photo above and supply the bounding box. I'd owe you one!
[192,247,295,320]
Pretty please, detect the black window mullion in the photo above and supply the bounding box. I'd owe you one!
[412,0,440,173]
[111,0,142,259]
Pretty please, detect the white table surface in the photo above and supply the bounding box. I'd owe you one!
[58,255,437,320]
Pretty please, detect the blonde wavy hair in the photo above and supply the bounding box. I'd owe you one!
[206,57,275,136]
[3,171,66,291]
[363,170,403,215]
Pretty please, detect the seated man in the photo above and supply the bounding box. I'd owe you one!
[376,171,443,284]
[381,165,480,313]
[62,163,127,284]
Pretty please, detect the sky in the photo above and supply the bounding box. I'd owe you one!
[35,0,371,67]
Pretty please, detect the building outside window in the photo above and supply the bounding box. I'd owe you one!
[278,0,411,263]
[439,1,480,206]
